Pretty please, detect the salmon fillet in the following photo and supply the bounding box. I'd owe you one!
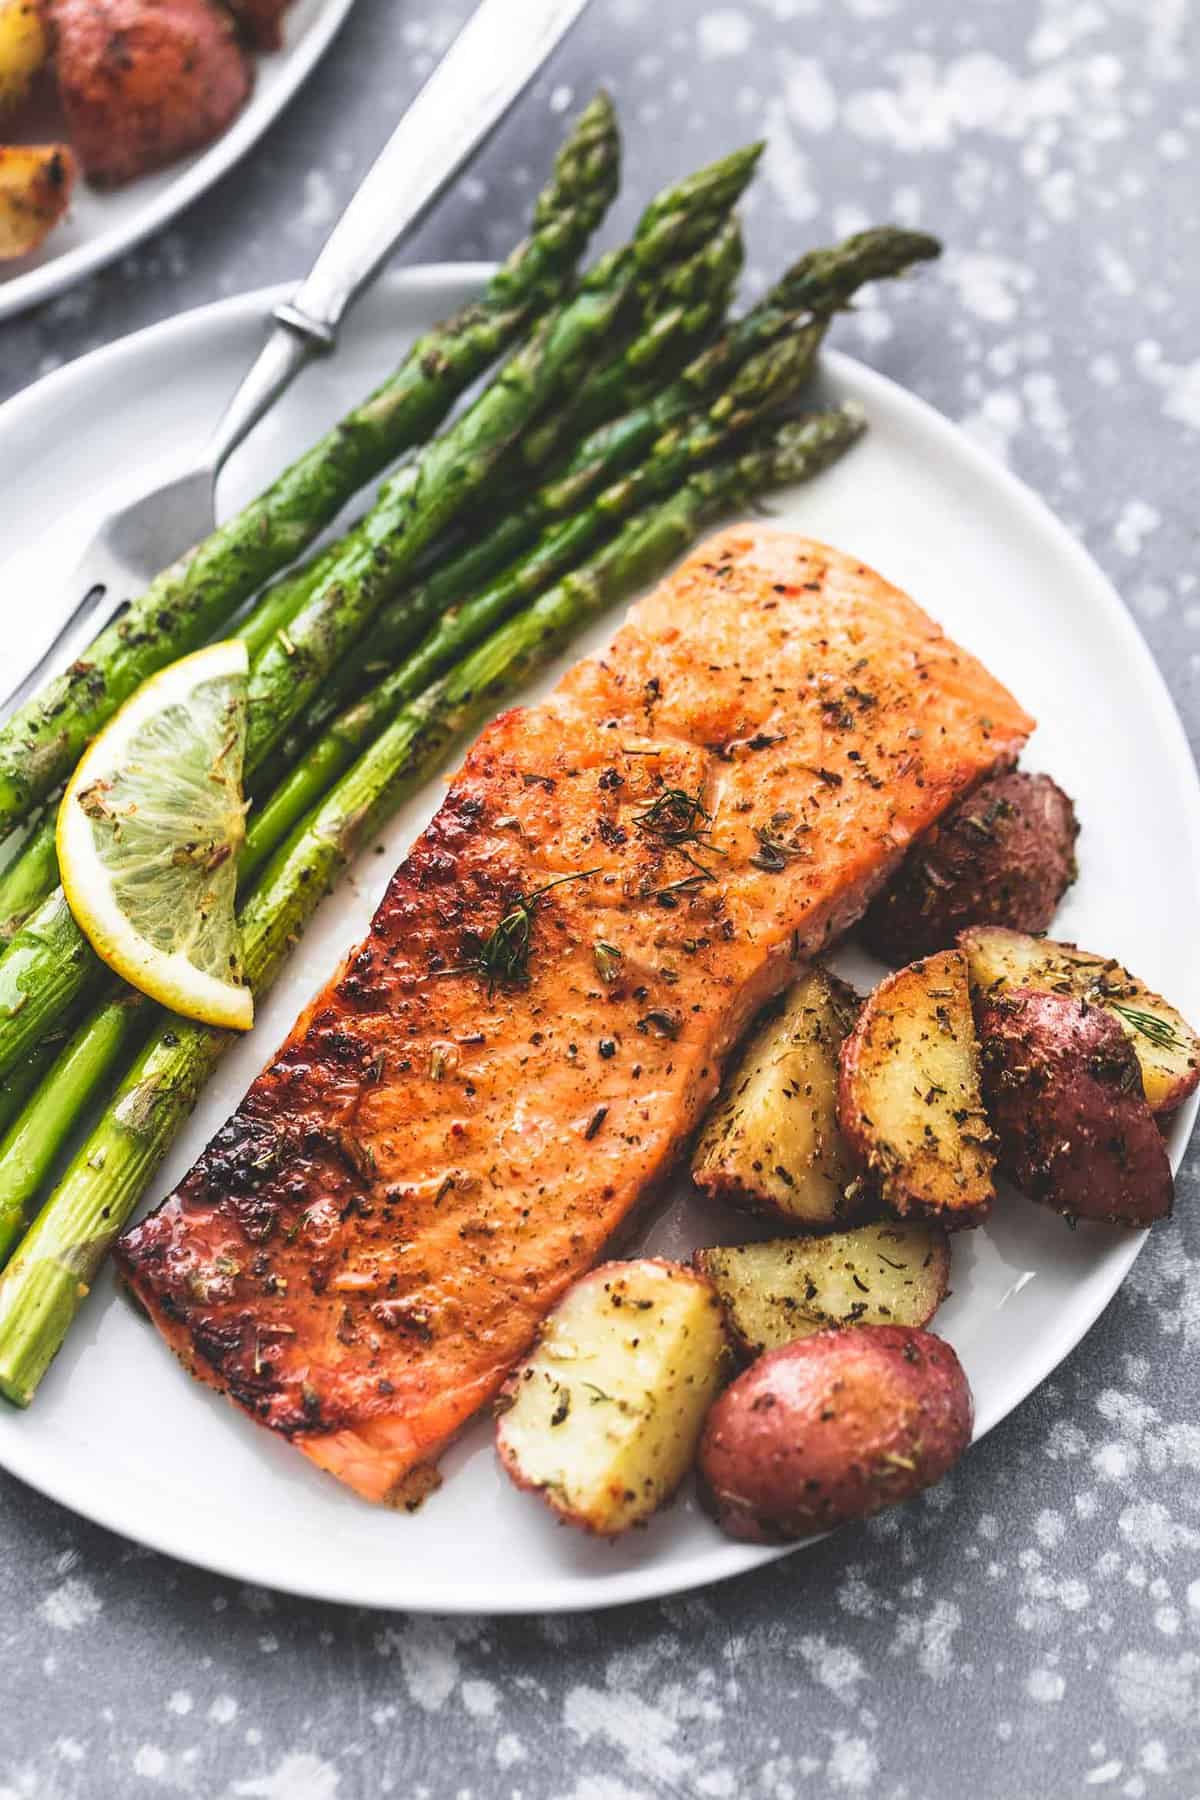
[116,528,1033,1505]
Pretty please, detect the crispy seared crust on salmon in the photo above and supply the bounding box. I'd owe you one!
[115,528,1033,1504]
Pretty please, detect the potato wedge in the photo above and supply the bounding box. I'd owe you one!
[977,986,1172,1227]
[699,1325,973,1543]
[961,925,1200,1115]
[692,966,868,1228]
[496,1260,729,1536]
[838,949,995,1229]
[861,770,1079,963]
[695,1220,950,1358]
[0,143,74,260]
[0,0,48,113]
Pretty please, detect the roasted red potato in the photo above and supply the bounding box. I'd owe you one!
[695,1220,950,1358]
[976,986,1172,1227]
[496,1260,730,1536]
[698,1325,973,1542]
[0,142,74,259]
[838,948,995,1229]
[691,966,867,1229]
[46,0,252,187]
[962,925,1200,1116]
[862,770,1078,963]
[225,0,292,49]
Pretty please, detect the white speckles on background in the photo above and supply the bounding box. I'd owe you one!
[826,1734,878,1793]
[563,1683,689,1787]
[460,1679,498,1719]
[233,1753,340,1800]
[796,1633,866,1699]
[779,54,838,133]
[761,96,820,222]
[697,10,754,60]
[1134,341,1200,433]
[38,1578,102,1634]
[289,169,338,240]
[130,1745,167,1780]
[1111,1652,1200,1727]
[1027,1667,1066,1704]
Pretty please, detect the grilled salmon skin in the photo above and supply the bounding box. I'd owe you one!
[116,529,1033,1504]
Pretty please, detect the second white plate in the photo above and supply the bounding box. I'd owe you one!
[0,268,1195,1613]
[0,0,356,322]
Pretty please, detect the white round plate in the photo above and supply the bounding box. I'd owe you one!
[0,269,1196,1615]
[0,0,356,322]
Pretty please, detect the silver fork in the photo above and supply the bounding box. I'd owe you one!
[1,0,592,722]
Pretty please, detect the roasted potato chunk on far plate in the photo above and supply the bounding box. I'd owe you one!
[692,966,867,1228]
[838,948,995,1229]
[961,925,1200,1115]
[861,770,1079,964]
[695,1220,950,1358]
[496,1260,729,1536]
[699,1325,974,1543]
[0,0,49,113]
[0,144,75,260]
[977,987,1172,1227]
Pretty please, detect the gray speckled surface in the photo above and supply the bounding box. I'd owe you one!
[1,2,1199,1795]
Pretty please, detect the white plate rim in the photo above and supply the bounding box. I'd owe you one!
[0,0,357,324]
[0,268,1196,1614]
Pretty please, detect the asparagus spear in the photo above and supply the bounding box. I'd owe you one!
[0,408,865,1402]
[0,294,800,1229]
[0,150,760,1082]
[0,195,732,946]
[516,211,743,473]
[0,1038,63,1142]
[250,217,741,738]
[250,213,746,783]
[558,225,939,501]
[0,223,931,941]
[299,228,936,728]
[241,144,762,773]
[0,93,621,839]
[243,323,825,875]
[0,893,95,1079]
[0,992,143,1265]
[0,225,935,943]
[0,341,840,1237]
[0,995,89,1143]
[236,541,347,664]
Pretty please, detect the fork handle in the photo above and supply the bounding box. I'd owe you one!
[208,0,592,478]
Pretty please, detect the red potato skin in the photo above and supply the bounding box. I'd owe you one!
[698,1325,973,1543]
[976,988,1173,1227]
[224,0,292,49]
[45,0,253,187]
[861,771,1079,964]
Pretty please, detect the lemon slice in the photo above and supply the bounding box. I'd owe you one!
[58,641,253,1031]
